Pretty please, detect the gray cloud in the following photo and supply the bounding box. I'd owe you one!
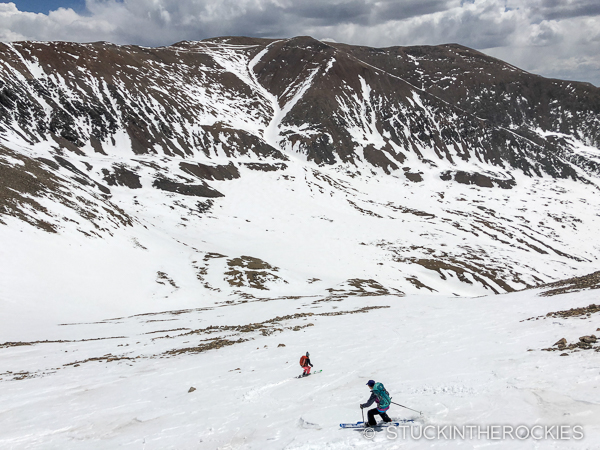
[289,0,371,25]
[527,20,563,46]
[533,0,600,20]
[0,0,598,86]
[372,0,456,23]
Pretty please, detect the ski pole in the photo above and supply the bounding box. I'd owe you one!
[361,406,365,424]
[390,401,422,416]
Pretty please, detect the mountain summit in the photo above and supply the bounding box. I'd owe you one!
[1,36,599,308]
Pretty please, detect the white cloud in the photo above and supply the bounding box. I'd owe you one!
[0,0,598,86]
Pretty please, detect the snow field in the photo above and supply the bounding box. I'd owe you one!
[1,289,599,449]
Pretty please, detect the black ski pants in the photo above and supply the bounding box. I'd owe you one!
[367,408,391,426]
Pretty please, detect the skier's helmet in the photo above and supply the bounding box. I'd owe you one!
[306,352,310,356]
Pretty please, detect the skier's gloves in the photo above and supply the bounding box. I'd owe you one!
[360,404,365,409]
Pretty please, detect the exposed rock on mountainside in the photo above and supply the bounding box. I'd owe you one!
[1,36,600,298]
[1,37,599,180]
[538,272,600,297]
[0,144,132,234]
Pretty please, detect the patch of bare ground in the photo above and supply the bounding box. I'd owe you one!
[144,328,191,335]
[163,338,247,356]
[224,255,287,290]
[346,199,383,218]
[521,303,599,323]
[380,240,537,292]
[156,271,179,288]
[64,354,138,366]
[1,371,37,381]
[1,368,65,381]
[383,202,435,218]
[406,277,437,292]
[546,303,600,319]
[0,336,127,348]
[324,279,404,299]
[537,271,600,297]
[407,258,514,294]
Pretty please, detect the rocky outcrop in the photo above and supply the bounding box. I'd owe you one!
[545,303,600,318]
[152,177,224,198]
[544,334,599,354]
[539,273,600,297]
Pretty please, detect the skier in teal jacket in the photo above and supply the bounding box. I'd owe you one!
[360,380,392,426]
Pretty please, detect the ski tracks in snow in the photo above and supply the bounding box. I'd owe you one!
[241,378,292,403]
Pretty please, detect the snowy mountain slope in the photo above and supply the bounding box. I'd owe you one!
[1,36,600,308]
[1,36,600,449]
[1,36,600,177]
[337,43,600,148]
[1,283,599,449]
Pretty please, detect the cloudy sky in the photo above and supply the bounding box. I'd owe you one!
[1,0,599,87]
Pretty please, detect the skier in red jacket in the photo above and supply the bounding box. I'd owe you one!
[299,352,313,377]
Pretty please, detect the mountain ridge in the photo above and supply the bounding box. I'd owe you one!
[1,36,600,304]
[1,36,599,176]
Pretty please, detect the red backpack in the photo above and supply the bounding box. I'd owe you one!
[299,355,308,366]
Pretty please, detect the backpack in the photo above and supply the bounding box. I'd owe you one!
[299,355,308,366]
[372,382,391,409]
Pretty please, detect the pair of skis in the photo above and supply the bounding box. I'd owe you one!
[340,419,415,429]
[296,369,322,378]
